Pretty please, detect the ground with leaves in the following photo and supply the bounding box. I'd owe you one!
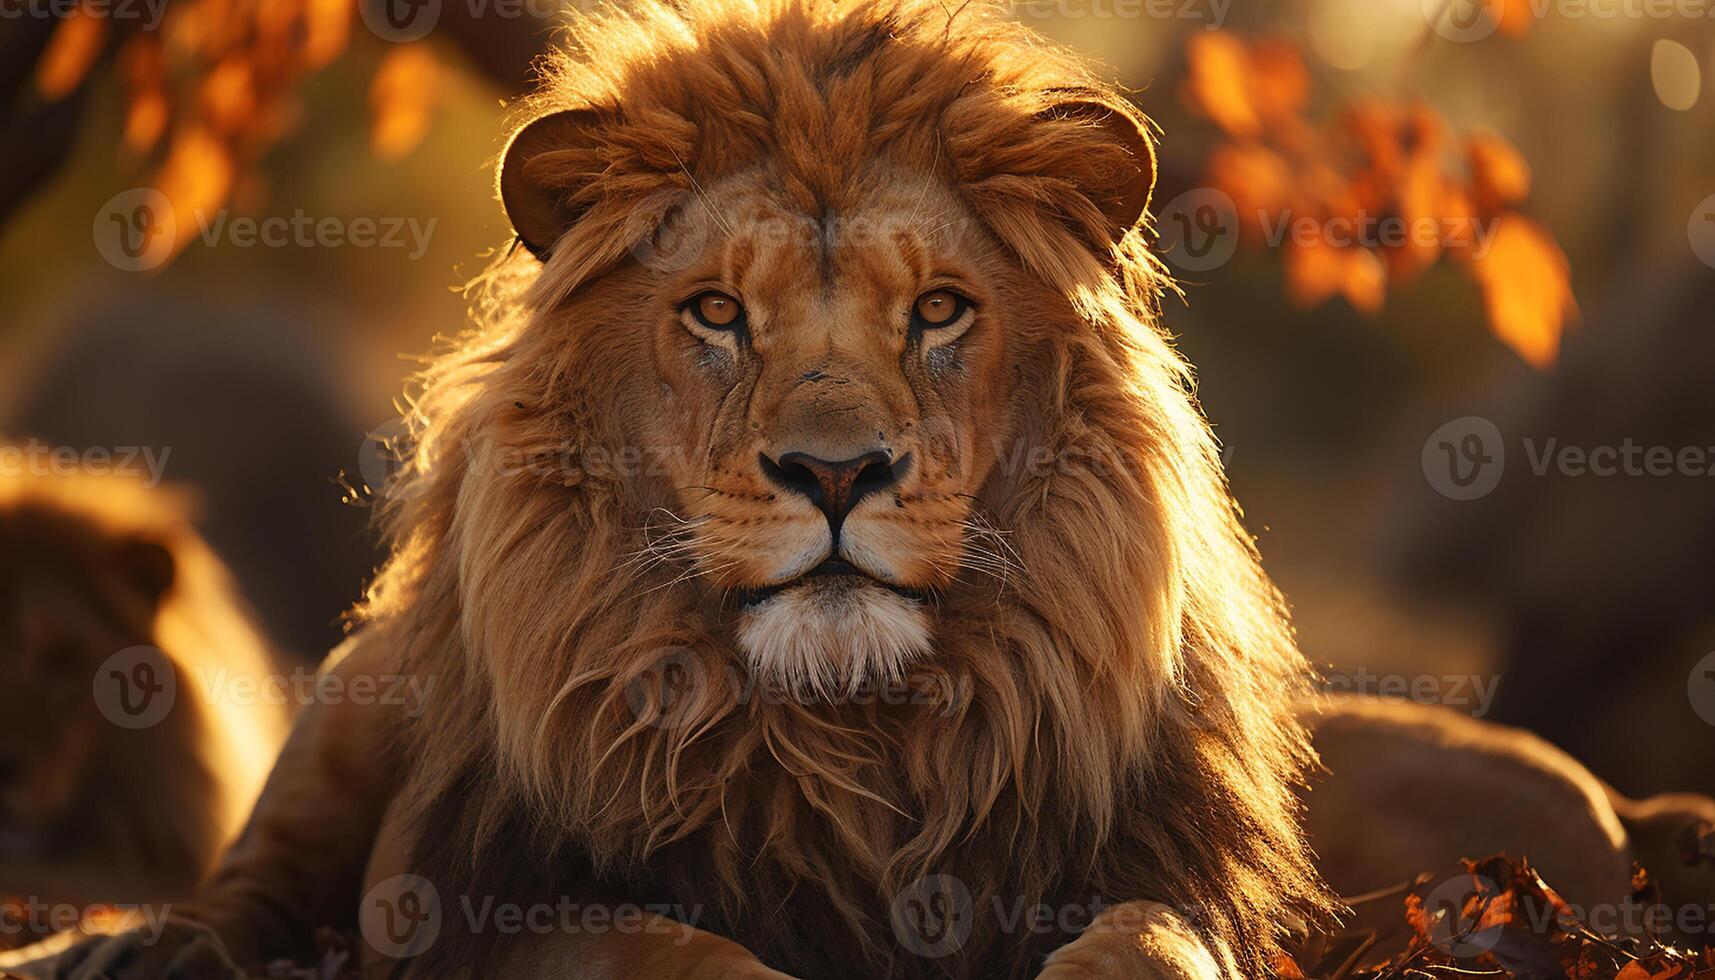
[9,854,1715,979]
[1276,856,1715,980]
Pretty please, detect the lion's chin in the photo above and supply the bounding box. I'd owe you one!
[735,576,932,701]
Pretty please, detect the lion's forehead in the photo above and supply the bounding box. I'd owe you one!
[673,171,992,341]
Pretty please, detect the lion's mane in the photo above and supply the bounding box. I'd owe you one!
[363,2,1331,976]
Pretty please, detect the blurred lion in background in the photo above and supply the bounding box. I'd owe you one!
[0,458,288,942]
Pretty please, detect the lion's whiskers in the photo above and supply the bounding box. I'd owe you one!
[612,507,711,584]
[953,510,1022,587]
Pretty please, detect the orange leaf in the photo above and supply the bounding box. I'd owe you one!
[35,2,108,102]
[124,90,171,155]
[1404,894,1434,944]
[118,34,170,154]
[1616,962,1686,980]
[1183,32,1263,138]
[1471,215,1575,367]
[1285,238,1386,314]
[1247,38,1309,124]
[1341,100,1406,181]
[1385,158,1448,282]
[198,56,257,136]
[1339,246,1387,314]
[1497,0,1536,36]
[1468,132,1532,214]
[119,31,165,89]
[1205,142,1294,242]
[1182,33,1307,139]
[369,45,438,161]
[302,0,353,70]
[1473,888,1517,930]
[151,125,235,264]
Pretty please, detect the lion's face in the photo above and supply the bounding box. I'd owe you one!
[481,19,1163,703]
[616,171,1019,694]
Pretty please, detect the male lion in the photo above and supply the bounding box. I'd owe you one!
[34,3,1328,977]
[28,3,1715,979]
[0,463,287,920]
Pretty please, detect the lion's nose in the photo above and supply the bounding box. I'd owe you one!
[761,450,906,533]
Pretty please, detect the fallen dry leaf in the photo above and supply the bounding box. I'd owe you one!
[1279,855,1715,979]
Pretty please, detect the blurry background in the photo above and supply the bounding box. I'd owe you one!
[1,0,1712,797]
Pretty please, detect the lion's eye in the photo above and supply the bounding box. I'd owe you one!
[688,291,744,330]
[911,289,970,330]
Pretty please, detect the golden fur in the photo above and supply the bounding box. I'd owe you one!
[357,2,1332,977]
[0,461,288,909]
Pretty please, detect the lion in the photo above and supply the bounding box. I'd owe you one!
[23,3,1715,979]
[0,459,289,926]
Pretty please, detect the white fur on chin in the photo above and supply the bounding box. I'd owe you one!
[736,578,932,700]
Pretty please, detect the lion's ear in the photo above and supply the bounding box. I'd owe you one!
[1038,97,1158,237]
[499,108,607,259]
